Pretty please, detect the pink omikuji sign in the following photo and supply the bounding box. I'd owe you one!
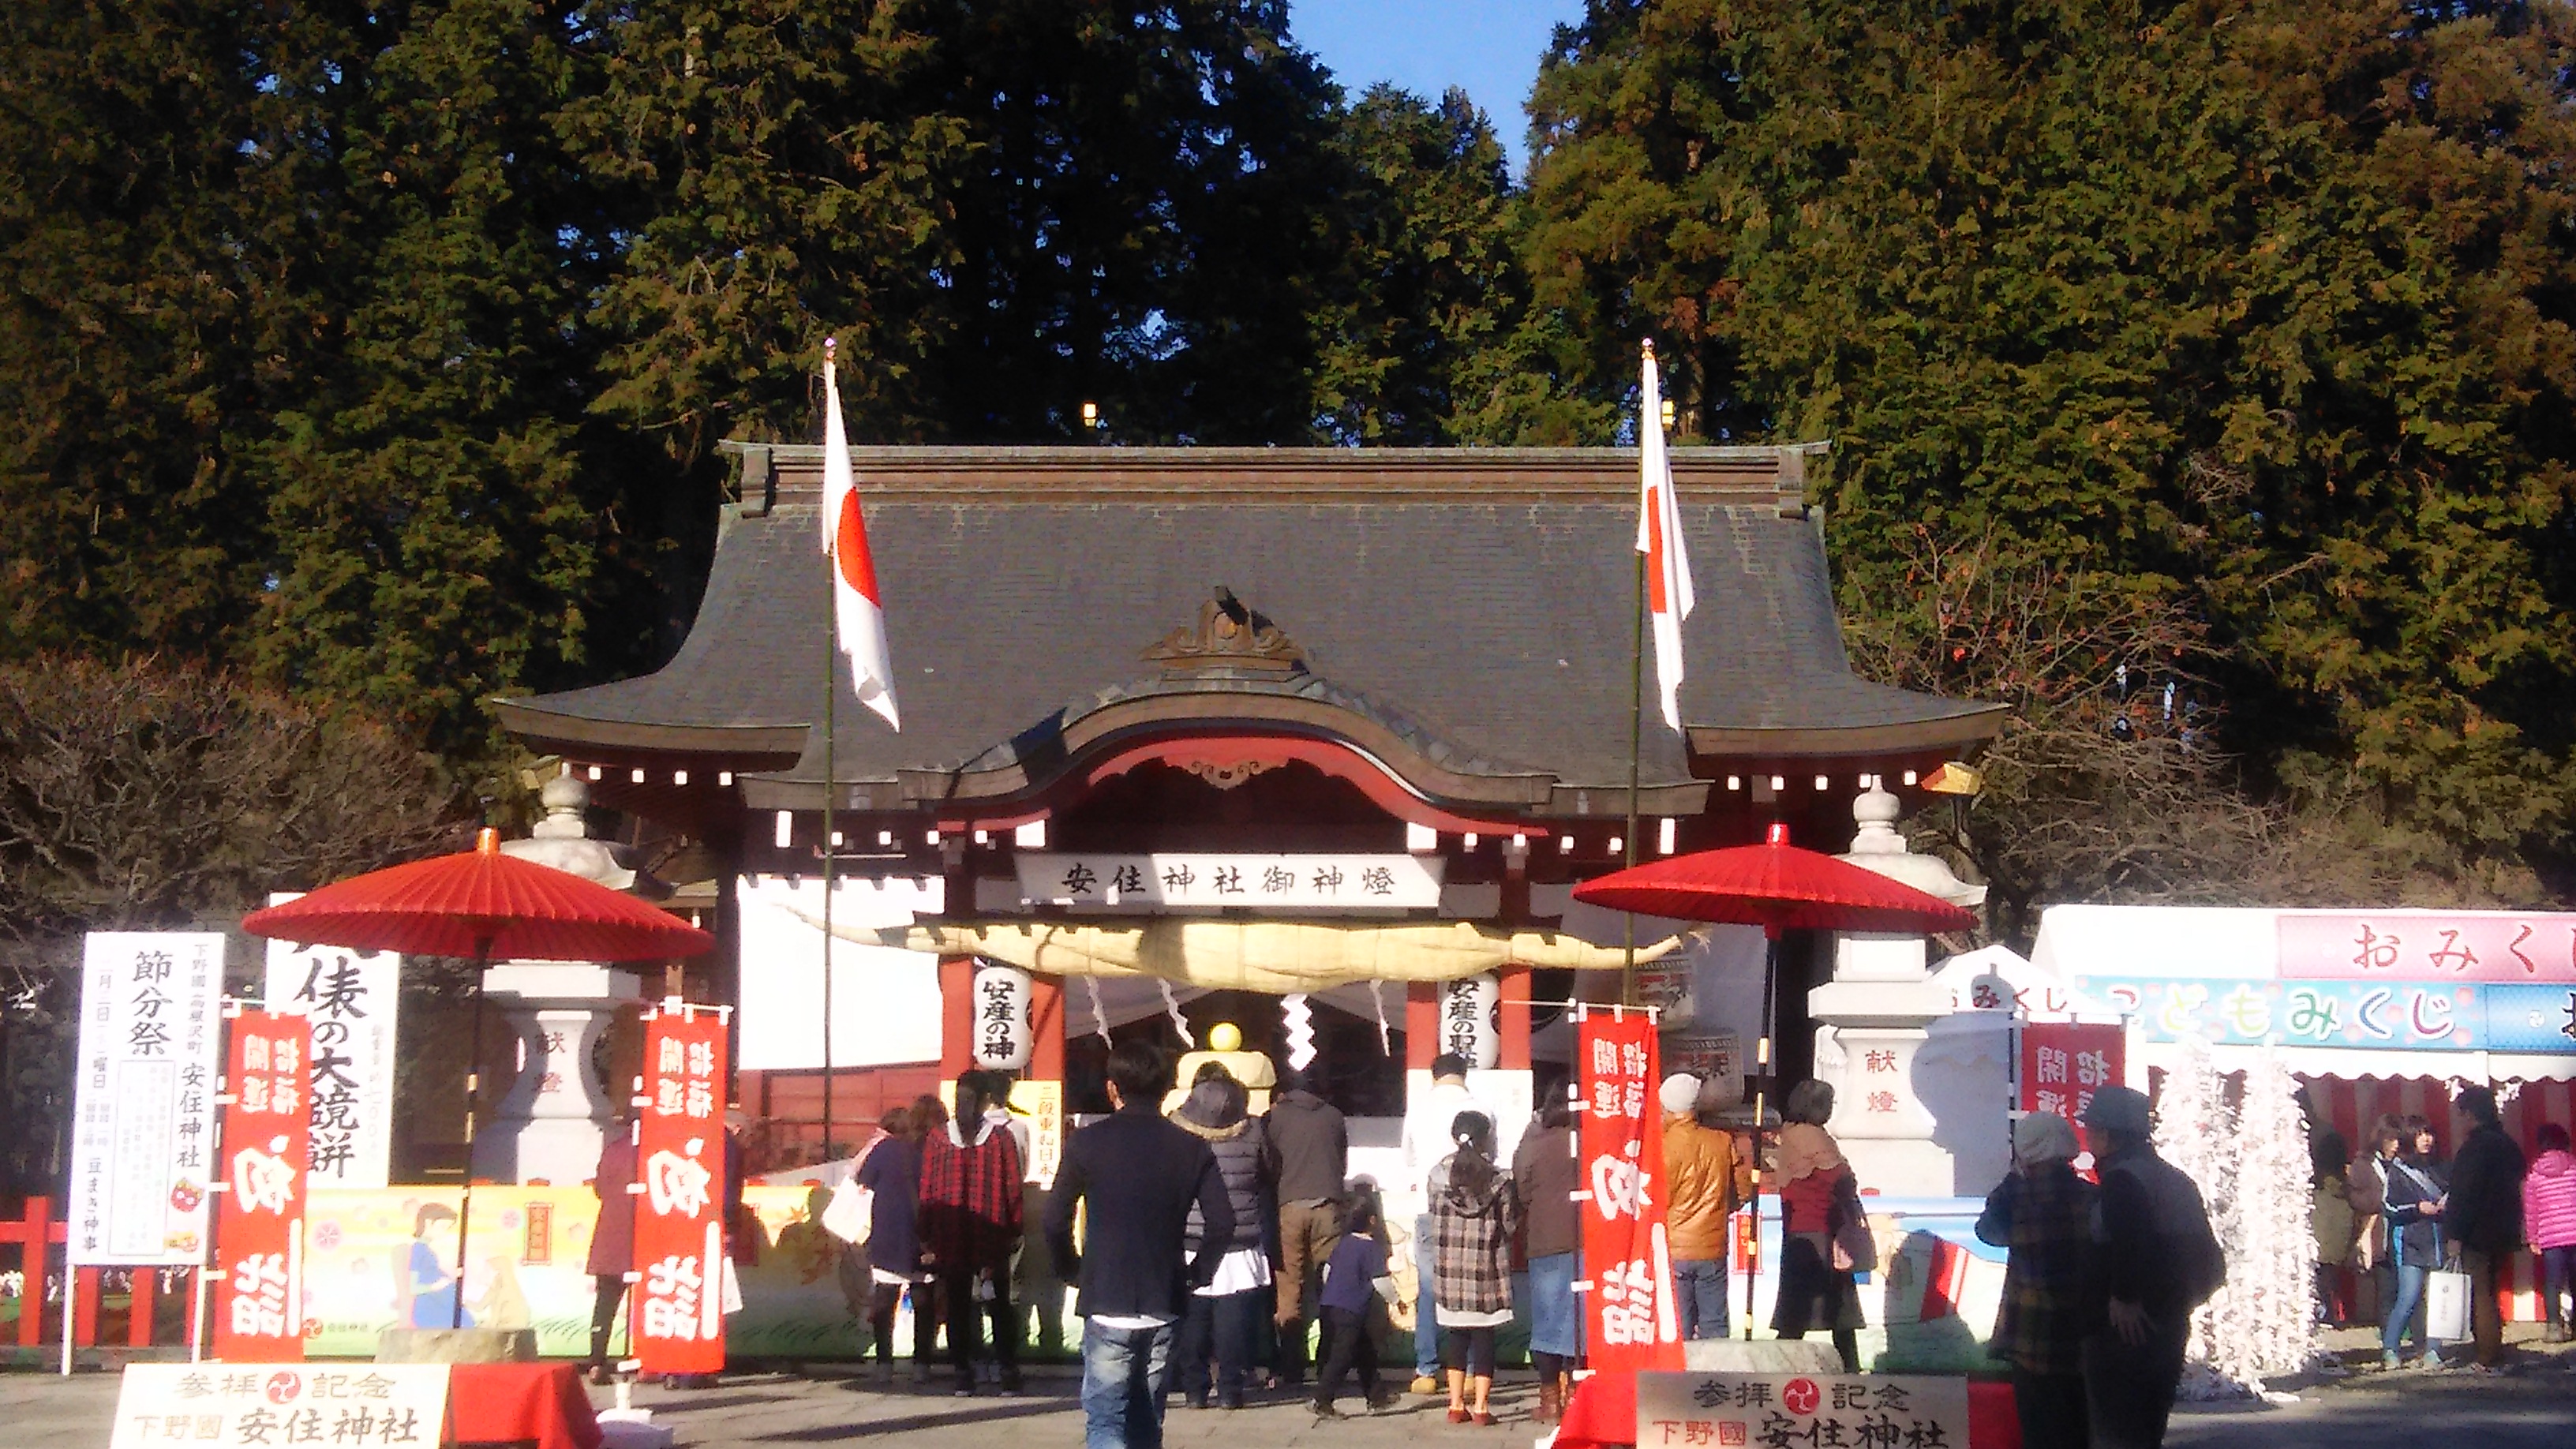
[2278,912,2576,984]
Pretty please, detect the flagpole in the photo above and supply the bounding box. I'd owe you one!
[1621,339,1655,1009]
[819,339,837,1166]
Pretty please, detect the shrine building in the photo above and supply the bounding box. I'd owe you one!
[496,445,2001,1175]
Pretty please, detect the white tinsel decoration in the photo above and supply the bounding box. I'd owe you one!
[2151,1036,2234,1378]
[2155,1039,2320,1397]
[2214,1048,2320,1387]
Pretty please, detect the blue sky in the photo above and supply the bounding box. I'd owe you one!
[1288,0,1588,176]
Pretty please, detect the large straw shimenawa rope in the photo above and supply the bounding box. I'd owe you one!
[784,908,1683,993]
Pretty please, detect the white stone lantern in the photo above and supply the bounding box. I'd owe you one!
[1807,783,1993,1197]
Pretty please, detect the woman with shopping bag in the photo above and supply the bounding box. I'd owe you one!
[2380,1118,2450,1369]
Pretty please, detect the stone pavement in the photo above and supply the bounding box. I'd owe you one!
[9,1340,2576,1447]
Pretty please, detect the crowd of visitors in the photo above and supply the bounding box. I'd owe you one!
[582,1032,2575,1449]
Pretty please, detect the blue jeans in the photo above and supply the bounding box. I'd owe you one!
[1413,1214,1440,1376]
[2382,1263,2429,1357]
[1082,1319,1174,1449]
[1674,1257,1730,1340]
[2544,1244,2576,1331]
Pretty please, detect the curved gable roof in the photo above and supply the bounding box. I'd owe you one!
[496,446,2001,812]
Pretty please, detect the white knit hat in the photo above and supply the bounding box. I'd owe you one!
[1658,1073,1702,1116]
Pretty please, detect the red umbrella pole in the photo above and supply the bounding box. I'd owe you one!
[1743,931,1778,1338]
[454,936,494,1331]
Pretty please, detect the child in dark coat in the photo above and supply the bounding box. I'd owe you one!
[1312,1189,1400,1418]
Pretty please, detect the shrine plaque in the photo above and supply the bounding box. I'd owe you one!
[1017,852,1443,912]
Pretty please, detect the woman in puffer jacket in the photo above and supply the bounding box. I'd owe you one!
[1170,1065,1275,1409]
[2523,1122,2576,1342]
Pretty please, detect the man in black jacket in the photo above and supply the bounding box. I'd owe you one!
[1264,1065,1348,1389]
[1048,1042,1235,1449]
[2442,1084,2528,1370]
[2080,1086,2222,1449]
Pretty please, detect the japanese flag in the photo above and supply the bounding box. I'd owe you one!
[1637,344,1694,732]
[820,350,901,731]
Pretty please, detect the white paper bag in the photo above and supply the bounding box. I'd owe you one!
[2424,1267,2471,1342]
[821,1178,874,1245]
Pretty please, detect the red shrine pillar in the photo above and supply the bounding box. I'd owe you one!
[1406,983,1437,1069]
[938,956,975,1078]
[1500,964,1532,1070]
[1028,973,1066,1081]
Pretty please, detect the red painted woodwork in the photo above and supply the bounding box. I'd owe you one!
[1500,964,1532,1070]
[1030,972,1066,1082]
[1406,982,1436,1070]
[938,956,975,1078]
[1084,736,1552,838]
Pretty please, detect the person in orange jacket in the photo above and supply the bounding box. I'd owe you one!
[1661,1073,1750,1340]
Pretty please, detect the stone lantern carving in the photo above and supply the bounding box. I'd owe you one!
[1807,783,1993,1197]
[474,773,649,1185]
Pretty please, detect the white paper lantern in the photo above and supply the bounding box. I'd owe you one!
[1437,972,1500,1069]
[970,961,1034,1070]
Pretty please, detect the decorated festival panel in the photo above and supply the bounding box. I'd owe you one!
[631,1003,732,1375]
[214,1009,312,1361]
[1576,1006,1683,1372]
[70,933,227,1267]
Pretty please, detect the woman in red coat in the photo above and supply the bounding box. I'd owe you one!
[1769,1080,1863,1372]
[585,1118,638,1383]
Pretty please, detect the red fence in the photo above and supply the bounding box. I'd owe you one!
[0,1196,197,1350]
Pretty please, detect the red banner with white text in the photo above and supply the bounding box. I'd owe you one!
[214,1009,309,1360]
[1577,1009,1683,1374]
[2019,1021,2124,1171]
[631,1006,730,1375]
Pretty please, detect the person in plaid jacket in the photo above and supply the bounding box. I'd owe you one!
[1428,1111,1519,1426]
[919,1073,1028,1396]
[1976,1114,2098,1449]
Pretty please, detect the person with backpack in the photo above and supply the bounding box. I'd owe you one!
[2379,1116,2447,1368]
[1428,1111,1519,1426]
[2442,1085,2527,1372]
[1976,1113,2098,1449]
[2078,1086,2222,1449]
[2524,1121,2576,1343]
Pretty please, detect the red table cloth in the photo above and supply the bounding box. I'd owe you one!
[1555,1369,2021,1449]
[447,1362,604,1449]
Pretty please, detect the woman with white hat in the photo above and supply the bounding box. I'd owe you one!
[1976,1114,2098,1449]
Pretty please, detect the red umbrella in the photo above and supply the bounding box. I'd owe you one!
[1568,822,1979,938]
[244,827,713,1329]
[1572,822,1977,1337]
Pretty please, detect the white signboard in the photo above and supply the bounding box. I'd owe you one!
[1635,1371,1970,1449]
[263,915,399,1189]
[108,1362,450,1449]
[70,932,224,1267]
[1017,853,1443,912]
